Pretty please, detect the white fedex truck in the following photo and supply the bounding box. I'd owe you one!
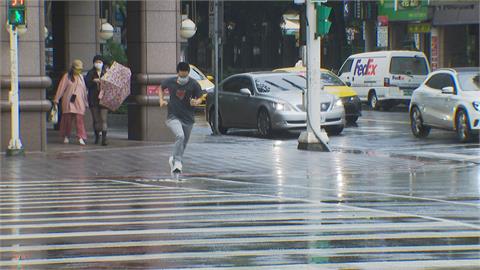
[338,51,430,110]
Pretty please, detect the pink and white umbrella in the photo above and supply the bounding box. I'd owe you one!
[99,62,132,111]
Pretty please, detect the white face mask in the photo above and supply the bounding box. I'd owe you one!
[94,63,103,71]
[177,76,189,85]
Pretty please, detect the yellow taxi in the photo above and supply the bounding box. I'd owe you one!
[274,66,362,123]
[190,65,214,107]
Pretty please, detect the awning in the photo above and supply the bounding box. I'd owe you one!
[281,14,300,35]
[432,2,480,25]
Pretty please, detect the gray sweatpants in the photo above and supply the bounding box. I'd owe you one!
[166,117,193,164]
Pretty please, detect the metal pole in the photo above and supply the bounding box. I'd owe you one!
[298,0,330,152]
[213,0,220,135]
[7,25,24,156]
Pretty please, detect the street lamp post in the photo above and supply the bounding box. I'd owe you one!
[7,24,24,156]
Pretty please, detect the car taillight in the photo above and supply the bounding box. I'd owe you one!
[384,78,390,87]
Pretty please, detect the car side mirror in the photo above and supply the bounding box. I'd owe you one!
[239,88,252,96]
[207,75,214,82]
[441,86,454,94]
[345,82,352,87]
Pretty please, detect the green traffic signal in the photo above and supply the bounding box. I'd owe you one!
[8,7,26,26]
[316,4,332,37]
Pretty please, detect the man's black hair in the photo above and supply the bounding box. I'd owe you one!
[177,62,190,73]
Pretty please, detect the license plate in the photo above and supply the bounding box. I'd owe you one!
[403,90,413,96]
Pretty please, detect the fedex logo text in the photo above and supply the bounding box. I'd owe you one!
[354,59,377,76]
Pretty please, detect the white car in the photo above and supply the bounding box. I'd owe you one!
[409,68,480,142]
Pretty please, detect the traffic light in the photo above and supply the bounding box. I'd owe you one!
[8,0,26,26]
[316,3,332,37]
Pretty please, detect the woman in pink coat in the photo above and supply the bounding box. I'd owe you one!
[54,59,89,145]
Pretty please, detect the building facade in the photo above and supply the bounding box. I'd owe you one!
[1,0,181,153]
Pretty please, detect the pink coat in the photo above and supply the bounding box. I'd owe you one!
[54,73,89,115]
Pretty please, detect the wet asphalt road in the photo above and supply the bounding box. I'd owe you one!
[1,108,479,269]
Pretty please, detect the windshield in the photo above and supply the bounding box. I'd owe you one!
[321,72,345,86]
[255,75,306,93]
[189,67,205,80]
[458,72,480,91]
[390,56,428,75]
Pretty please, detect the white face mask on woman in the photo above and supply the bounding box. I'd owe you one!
[177,76,189,85]
[94,62,104,71]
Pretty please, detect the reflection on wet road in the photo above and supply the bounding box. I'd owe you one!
[1,177,479,269]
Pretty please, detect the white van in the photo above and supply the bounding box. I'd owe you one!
[338,51,430,110]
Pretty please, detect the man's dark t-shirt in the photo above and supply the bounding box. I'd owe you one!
[161,77,202,124]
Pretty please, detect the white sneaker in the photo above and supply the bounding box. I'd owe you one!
[79,138,86,146]
[173,160,183,173]
[63,137,69,144]
[168,156,174,172]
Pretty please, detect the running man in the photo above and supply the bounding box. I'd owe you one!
[159,62,203,175]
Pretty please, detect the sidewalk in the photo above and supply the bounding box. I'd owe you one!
[2,121,471,183]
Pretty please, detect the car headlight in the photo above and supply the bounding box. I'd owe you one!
[333,98,343,109]
[273,102,292,111]
[473,101,480,112]
[205,86,214,93]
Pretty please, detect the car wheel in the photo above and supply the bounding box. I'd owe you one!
[368,91,379,110]
[209,108,228,135]
[257,109,272,138]
[324,125,344,136]
[456,110,472,143]
[410,106,430,138]
[346,115,359,124]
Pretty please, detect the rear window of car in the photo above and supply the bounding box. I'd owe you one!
[458,72,480,91]
[255,75,306,93]
[390,56,428,75]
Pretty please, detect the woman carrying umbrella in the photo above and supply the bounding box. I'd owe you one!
[53,59,89,145]
[85,55,109,146]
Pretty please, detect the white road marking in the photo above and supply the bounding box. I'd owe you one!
[1,246,479,267]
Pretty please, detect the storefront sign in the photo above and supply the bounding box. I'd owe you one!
[377,25,388,48]
[378,0,428,21]
[431,35,439,70]
[432,3,480,26]
[407,23,431,33]
[147,85,160,96]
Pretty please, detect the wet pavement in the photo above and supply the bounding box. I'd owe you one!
[1,108,479,269]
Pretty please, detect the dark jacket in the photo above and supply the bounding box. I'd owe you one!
[85,68,106,108]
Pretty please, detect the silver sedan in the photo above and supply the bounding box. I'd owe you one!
[206,72,345,137]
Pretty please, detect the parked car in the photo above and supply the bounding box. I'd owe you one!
[409,68,480,142]
[338,50,430,110]
[274,66,361,123]
[189,64,214,107]
[206,72,345,137]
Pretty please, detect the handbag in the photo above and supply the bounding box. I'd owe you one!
[69,78,79,103]
[48,104,58,124]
